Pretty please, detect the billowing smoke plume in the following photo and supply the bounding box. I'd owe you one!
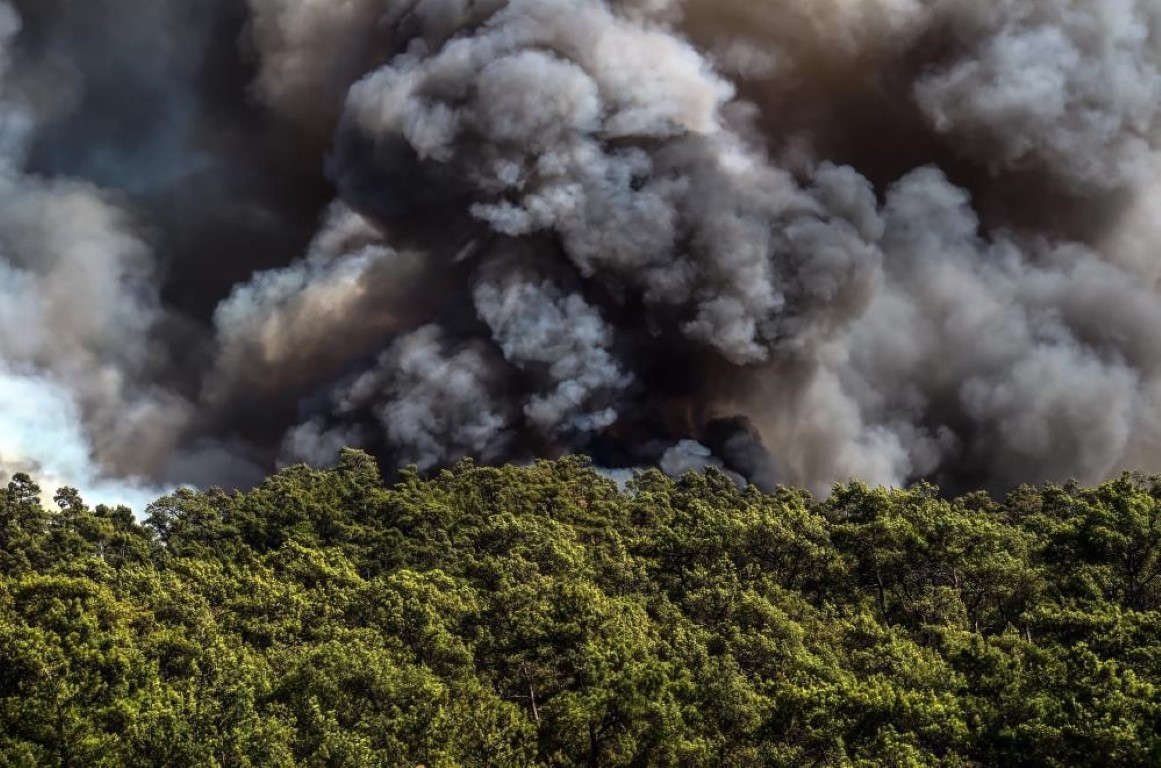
[3,0,1161,504]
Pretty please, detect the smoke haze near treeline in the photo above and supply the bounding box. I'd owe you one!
[3,0,1161,503]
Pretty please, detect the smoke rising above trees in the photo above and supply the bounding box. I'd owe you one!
[2,0,1161,500]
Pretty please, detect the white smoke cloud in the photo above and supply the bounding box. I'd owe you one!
[217,0,1161,492]
[0,368,167,511]
[210,203,428,402]
[473,265,631,436]
[4,0,1161,498]
[0,0,195,507]
[915,0,1161,190]
[287,325,514,471]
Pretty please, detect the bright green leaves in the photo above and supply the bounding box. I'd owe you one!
[0,455,1160,765]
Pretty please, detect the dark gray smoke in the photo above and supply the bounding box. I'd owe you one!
[3,0,1161,503]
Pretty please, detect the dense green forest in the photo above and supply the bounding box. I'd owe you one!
[1,452,1159,766]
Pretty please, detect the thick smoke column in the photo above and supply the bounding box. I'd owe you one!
[0,1,182,506]
[3,0,1161,502]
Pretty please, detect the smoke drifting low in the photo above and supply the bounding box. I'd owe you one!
[3,0,1161,503]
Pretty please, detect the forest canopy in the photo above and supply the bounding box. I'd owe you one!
[1,452,1159,766]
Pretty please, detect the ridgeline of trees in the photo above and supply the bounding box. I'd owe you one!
[1,452,1160,766]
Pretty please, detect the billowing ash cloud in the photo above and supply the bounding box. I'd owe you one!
[3,0,1161,503]
[472,258,632,436]
[914,0,1161,191]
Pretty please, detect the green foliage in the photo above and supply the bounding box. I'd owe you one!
[1,456,1160,765]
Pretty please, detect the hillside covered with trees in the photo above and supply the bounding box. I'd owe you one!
[1,452,1159,766]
